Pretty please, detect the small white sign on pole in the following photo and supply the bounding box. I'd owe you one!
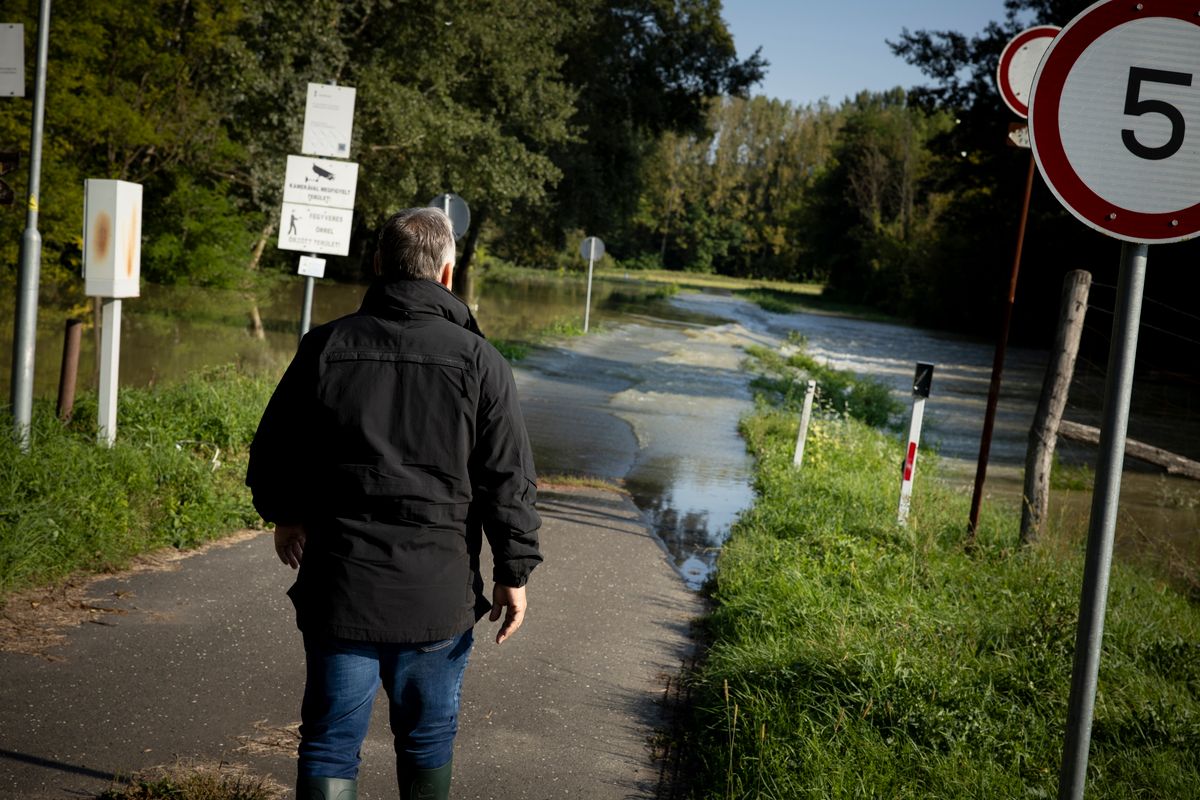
[302,83,356,159]
[297,255,326,278]
[0,24,24,96]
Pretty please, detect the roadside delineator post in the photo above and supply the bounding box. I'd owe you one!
[898,362,934,526]
[792,379,817,467]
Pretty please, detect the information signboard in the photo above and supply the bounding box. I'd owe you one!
[0,24,23,97]
[302,83,356,159]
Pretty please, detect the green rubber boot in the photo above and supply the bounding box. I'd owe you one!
[295,776,358,800]
[399,759,453,800]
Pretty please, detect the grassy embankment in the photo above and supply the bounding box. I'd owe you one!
[0,367,274,600]
[683,341,1200,798]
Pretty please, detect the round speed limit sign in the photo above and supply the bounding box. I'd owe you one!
[1029,0,1200,243]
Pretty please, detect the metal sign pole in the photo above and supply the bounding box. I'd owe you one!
[298,267,315,343]
[583,245,595,333]
[1057,242,1148,800]
[968,150,1036,537]
[10,0,51,449]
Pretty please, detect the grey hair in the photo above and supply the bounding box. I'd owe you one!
[376,207,456,281]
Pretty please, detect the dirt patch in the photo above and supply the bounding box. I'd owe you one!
[235,720,300,758]
[0,529,265,659]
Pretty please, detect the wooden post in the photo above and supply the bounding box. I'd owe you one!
[1021,270,1091,545]
[56,318,83,421]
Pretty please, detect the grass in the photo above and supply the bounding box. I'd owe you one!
[679,343,1200,799]
[0,365,274,601]
[96,763,283,800]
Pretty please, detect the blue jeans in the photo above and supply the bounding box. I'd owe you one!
[297,630,473,779]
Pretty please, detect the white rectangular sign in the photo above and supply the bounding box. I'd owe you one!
[0,24,24,97]
[297,255,326,278]
[278,202,353,256]
[302,83,356,158]
[283,155,358,209]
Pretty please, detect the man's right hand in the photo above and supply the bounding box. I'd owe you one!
[273,523,306,569]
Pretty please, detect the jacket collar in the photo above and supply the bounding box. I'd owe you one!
[360,278,485,338]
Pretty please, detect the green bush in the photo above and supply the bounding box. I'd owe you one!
[0,367,275,598]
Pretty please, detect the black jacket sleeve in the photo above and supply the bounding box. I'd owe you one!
[470,349,543,587]
[245,336,321,524]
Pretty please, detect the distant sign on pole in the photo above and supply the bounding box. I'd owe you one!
[580,235,604,333]
[997,25,1060,118]
[1029,2,1200,244]
[428,193,471,240]
[580,236,605,261]
[0,24,23,96]
[302,83,356,158]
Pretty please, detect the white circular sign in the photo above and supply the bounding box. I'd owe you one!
[1029,1,1200,243]
[997,26,1060,118]
[580,236,605,261]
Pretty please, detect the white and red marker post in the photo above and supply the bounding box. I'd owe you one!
[1027,2,1200,797]
[897,362,934,526]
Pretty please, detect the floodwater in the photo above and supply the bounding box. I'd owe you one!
[2,275,1196,590]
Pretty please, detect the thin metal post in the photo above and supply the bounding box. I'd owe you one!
[1057,242,1148,800]
[583,248,595,333]
[968,151,1036,537]
[299,274,315,343]
[793,380,817,467]
[10,0,51,449]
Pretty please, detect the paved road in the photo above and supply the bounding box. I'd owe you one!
[0,487,700,799]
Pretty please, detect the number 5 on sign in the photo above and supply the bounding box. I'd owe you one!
[1029,0,1200,245]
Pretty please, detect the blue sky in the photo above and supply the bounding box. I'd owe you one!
[721,1,1019,107]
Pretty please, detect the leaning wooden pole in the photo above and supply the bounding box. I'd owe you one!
[1021,270,1091,545]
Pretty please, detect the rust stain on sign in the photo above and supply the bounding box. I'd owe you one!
[92,212,111,262]
[125,206,139,277]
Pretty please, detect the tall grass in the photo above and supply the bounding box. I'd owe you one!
[0,366,274,599]
[683,347,1200,798]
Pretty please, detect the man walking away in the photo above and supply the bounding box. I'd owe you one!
[246,207,542,800]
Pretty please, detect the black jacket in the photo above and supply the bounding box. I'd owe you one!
[246,278,542,643]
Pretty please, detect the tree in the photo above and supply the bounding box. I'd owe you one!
[888,0,1200,363]
[523,0,766,260]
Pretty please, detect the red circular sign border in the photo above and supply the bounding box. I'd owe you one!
[1029,0,1200,243]
[997,25,1061,118]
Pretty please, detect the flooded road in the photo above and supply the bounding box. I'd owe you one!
[4,275,1195,588]
[515,316,770,588]
[520,289,1199,589]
